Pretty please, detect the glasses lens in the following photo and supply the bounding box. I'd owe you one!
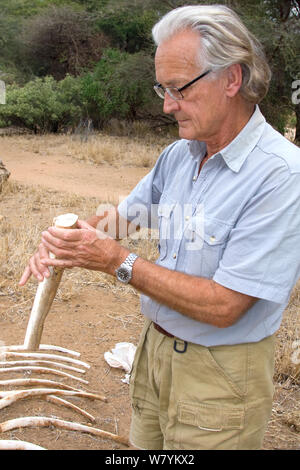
[167,88,183,100]
[154,85,165,99]
[154,85,183,100]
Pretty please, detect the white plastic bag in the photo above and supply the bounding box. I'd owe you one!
[104,342,136,383]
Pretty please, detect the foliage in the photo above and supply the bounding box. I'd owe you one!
[0,75,83,132]
[80,48,160,127]
[20,5,110,79]
[95,8,158,53]
[0,0,298,137]
[0,50,162,131]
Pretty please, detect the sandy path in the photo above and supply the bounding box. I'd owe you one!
[1,138,148,203]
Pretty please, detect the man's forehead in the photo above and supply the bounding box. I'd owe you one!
[155,51,201,85]
[154,30,203,78]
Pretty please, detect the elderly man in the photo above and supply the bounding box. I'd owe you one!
[20,5,300,450]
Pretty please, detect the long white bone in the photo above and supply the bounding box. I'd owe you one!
[0,366,89,384]
[23,213,79,350]
[0,344,81,357]
[0,440,46,450]
[0,378,83,391]
[3,351,90,369]
[0,360,86,374]
[0,388,106,409]
[0,416,130,446]
[45,395,96,422]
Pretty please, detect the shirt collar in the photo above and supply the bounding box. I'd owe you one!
[188,105,266,173]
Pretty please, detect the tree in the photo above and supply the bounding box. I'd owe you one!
[238,0,300,137]
[95,7,158,53]
[20,5,110,79]
[80,48,164,127]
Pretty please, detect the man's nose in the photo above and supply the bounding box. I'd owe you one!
[163,92,180,114]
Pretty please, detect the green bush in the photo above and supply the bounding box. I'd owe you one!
[95,8,157,53]
[81,48,160,126]
[0,75,83,132]
[0,49,164,132]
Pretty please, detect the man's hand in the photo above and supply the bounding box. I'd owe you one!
[19,220,129,286]
[19,242,51,286]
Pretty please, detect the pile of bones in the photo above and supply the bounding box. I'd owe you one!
[0,214,129,450]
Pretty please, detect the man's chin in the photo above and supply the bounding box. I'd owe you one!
[178,125,195,140]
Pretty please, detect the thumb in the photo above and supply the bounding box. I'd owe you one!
[77,219,94,230]
[78,219,108,240]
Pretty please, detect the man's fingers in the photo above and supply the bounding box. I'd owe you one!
[29,254,46,282]
[19,225,78,287]
[42,229,79,251]
[19,255,45,286]
[41,257,74,268]
[19,266,32,286]
[46,226,83,241]
[38,244,51,277]
[76,219,91,230]
[41,235,73,260]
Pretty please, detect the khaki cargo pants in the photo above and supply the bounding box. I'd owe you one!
[129,319,275,450]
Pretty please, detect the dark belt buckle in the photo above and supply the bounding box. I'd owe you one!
[174,339,188,353]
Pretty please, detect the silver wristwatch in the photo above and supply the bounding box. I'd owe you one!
[115,253,138,284]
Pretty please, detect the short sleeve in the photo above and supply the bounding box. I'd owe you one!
[213,170,300,303]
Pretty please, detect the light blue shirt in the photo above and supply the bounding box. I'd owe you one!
[118,106,300,346]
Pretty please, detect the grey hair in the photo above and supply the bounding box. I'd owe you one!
[152,5,271,103]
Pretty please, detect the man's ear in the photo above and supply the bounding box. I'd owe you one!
[225,63,243,98]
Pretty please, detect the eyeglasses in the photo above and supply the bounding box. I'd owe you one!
[154,69,211,101]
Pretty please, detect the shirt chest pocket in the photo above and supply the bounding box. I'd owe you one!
[157,200,180,261]
[184,218,232,278]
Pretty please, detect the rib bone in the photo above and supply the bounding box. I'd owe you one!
[0,378,83,391]
[0,388,106,409]
[45,395,96,422]
[0,360,86,374]
[0,440,46,450]
[0,366,89,384]
[0,416,130,446]
[0,344,81,357]
[4,351,90,369]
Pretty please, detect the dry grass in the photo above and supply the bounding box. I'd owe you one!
[261,285,300,449]
[13,121,294,169]
[274,291,300,384]
[4,130,175,169]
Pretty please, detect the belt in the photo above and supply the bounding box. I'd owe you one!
[153,322,174,338]
[152,322,188,353]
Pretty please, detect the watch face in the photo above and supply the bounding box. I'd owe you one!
[117,267,130,283]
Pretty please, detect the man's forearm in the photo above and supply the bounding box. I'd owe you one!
[129,256,257,328]
[83,213,256,328]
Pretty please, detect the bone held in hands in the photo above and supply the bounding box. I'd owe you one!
[23,213,79,351]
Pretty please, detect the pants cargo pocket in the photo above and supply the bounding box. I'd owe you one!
[173,401,245,450]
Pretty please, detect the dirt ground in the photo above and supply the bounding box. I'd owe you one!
[0,134,299,451]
